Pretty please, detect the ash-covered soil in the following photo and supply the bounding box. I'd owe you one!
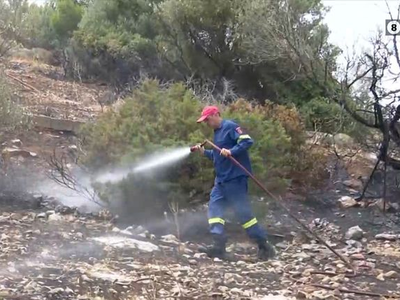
[0,190,399,300]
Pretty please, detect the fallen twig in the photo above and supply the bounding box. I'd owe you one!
[46,148,105,207]
[5,73,41,93]
[310,271,357,278]
[133,277,154,283]
[270,233,285,238]
[311,283,400,298]
[0,293,41,299]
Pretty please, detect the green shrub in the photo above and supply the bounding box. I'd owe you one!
[300,96,366,138]
[81,79,312,220]
[224,99,304,192]
[0,70,30,135]
[51,0,83,41]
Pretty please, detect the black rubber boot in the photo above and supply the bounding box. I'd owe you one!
[257,239,276,260]
[198,235,227,259]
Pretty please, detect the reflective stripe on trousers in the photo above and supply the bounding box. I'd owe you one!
[208,176,266,240]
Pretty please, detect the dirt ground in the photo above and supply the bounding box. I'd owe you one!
[0,187,400,300]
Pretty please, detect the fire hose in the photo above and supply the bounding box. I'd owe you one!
[192,139,356,275]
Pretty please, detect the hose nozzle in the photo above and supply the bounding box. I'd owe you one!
[190,146,198,153]
[190,140,207,153]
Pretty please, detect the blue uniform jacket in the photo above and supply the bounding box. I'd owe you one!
[204,119,253,183]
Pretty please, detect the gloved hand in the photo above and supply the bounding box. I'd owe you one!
[220,148,231,157]
[193,144,205,155]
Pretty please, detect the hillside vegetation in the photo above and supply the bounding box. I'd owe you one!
[2,0,398,210]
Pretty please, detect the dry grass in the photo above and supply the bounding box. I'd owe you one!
[4,59,106,121]
[8,48,56,66]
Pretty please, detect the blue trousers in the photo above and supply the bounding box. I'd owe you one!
[208,176,266,241]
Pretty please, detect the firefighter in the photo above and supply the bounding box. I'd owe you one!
[194,105,275,260]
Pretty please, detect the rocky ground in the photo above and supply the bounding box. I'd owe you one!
[0,186,399,300]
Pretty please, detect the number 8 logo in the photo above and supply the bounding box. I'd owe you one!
[387,20,400,35]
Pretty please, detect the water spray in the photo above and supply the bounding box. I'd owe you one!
[96,147,192,184]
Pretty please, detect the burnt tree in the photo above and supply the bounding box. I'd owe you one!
[241,1,400,205]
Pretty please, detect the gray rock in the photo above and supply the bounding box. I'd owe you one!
[343,179,362,190]
[218,286,229,293]
[160,234,180,245]
[90,236,159,252]
[120,228,134,236]
[0,216,10,223]
[338,196,358,208]
[345,226,364,240]
[230,288,243,295]
[49,287,64,294]
[276,241,289,249]
[311,218,329,228]
[55,205,75,214]
[224,273,234,281]
[233,273,244,282]
[32,194,43,201]
[375,233,398,241]
[11,139,23,147]
[48,214,63,222]
[236,260,246,266]
[346,240,362,249]
[292,252,311,261]
[193,253,207,259]
[124,226,134,232]
[81,275,92,282]
[111,227,121,233]
[213,257,222,262]
[333,133,354,148]
[36,212,46,219]
[391,202,400,211]
[133,226,146,234]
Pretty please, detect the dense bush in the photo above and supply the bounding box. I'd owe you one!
[300,96,367,141]
[81,80,214,196]
[301,97,345,133]
[51,0,83,41]
[81,79,318,221]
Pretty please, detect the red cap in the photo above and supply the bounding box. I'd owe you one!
[197,106,219,123]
